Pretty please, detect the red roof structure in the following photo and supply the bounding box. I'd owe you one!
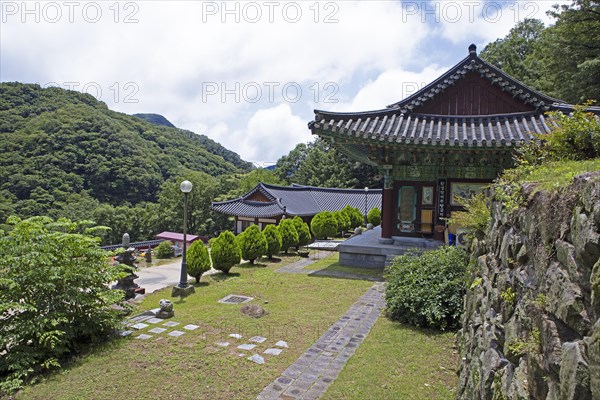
[155,231,200,244]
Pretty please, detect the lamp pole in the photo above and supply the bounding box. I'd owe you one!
[364,187,369,226]
[179,180,193,288]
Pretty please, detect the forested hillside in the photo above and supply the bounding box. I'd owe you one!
[0,83,251,224]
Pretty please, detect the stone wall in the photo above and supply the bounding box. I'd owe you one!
[456,172,600,400]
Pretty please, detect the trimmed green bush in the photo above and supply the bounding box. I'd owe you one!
[333,210,351,235]
[292,216,311,248]
[342,205,363,229]
[262,224,282,259]
[186,240,211,283]
[278,219,299,254]
[385,246,468,331]
[367,207,381,226]
[310,211,337,239]
[210,231,241,273]
[155,240,174,258]
[236,225,267,264]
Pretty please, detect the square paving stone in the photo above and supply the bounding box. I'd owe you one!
[119,330,133,337]
[163,321,180,327]
[275,340,289,348]
[249,335,267,343]
[131,323,148,330]
[135,334,153,340]
[215,341,230,347]
[264,348,283,356]
[183,324,199,331]
[168,330,185,337]
[237,343,257,351]
[148,327,166,334]
[229,333,242,339]
[146,317,163,324]
[248,354,265,364]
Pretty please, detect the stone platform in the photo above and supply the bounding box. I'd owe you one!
[337,227,443,268]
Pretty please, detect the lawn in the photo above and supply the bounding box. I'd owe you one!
[304,252,384,279]
[15,253,458,400]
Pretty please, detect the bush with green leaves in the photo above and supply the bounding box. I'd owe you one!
[367,208,381,226]
[385,246,468,331]
[278,219,299,254]
[262,224,282,259]
[0,216,125,393]
[155,240,174,258]
[292,216,311,247]
[310,211,338,239]
[333,210,351,235]
[186,240,211,283]
[446,193,491,241]
[236,225,267,264]
[210,231,241,273]
[342,205,363,229]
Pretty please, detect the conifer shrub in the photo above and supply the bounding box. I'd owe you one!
[367,207,381,226]
[342,205,363,229]
[278,219,299,254]
[332,210,351,235]
[236,225,267,264]
[186,240,211,283]
[155,240,174,258]
[210,231,241,273]
[292,216,312,247]
[310,211,338,239]
[262,224,282,259]
[385,246,468,331]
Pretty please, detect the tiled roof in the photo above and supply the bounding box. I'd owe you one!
[155,232,199,242]
[312,111,553,148]
[211,183,382,218]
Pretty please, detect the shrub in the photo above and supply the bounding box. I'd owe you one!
[367,207,381,226]
[310,211,338,239]
[543,104,600,161]
[155,240,174,258]
[262,224,282,259]
[446,192,491,240]
[210,231,241,273]
[292,216,311,247]
[278,219,299,254]
[385,246,468,330]
[333,210,351,235]
[342,205,363,229]
[0,217,125,393]
[186,240,211,283]
[236,225,267,264]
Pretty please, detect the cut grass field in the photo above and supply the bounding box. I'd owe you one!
[304,252,384,278]
[16,253,457,400]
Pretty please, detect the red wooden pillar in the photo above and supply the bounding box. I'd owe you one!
[381,187,394,238]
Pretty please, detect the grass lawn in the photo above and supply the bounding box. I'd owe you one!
[304,252,384,279]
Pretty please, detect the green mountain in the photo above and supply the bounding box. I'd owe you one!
[0,82,252,222]
[133,113,176,128]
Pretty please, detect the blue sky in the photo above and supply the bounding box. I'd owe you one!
[0,1,568,165]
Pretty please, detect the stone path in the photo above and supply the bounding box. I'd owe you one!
[257,281,386,400]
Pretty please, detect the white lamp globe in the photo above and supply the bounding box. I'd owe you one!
[180,180,193,193]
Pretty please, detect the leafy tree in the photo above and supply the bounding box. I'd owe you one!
[210,231,241,273]
[367,208,381,226]
[542,105,600,160]
[385,246,468,330]
[310,211,338,239]
[186,240,211,283]
[0,216,125,393]
[332,210,351,236]
[262,224,282,259]
[291,216,311,247]
[278,219,299,253]
[236,225,267,264]
[155,241,174,258]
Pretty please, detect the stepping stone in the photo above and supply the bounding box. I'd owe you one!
[237,343,257,351]
[149,327,166,334]
[168,330,185,337]
[131,323,148,330]
[264,348,283,356]
[229,333,242,339]
[215,341,230,347]
[150,308,161,314]
[275,340,289,348]
[248,354,265,364]
[119,330,133,337]
[146,318,163,324]
[183,324,199,331]
[163,321,180,327]
[135,334,153,340]
[249,336,267,343]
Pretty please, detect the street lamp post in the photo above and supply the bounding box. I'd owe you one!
[172,180,195,297]
[364,187,369,226]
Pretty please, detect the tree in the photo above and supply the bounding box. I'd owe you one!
[236,225,267,264]
[262,224,282,259]
[332,210,350,236]
[186,240,211,283]
[342,205,363,230]
[291,216,311,248]
[155,240,174,258]
[210,231,241,273]
[310,211,338,239]
[278,219,299,253]
[367,208,381,226]
[0,216,125,392]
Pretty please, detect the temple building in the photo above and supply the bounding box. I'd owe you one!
[211,183,381,234]
[309,44,593,247]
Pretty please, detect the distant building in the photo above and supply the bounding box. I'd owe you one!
[155,231,201,248]
[211,183,381,233]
